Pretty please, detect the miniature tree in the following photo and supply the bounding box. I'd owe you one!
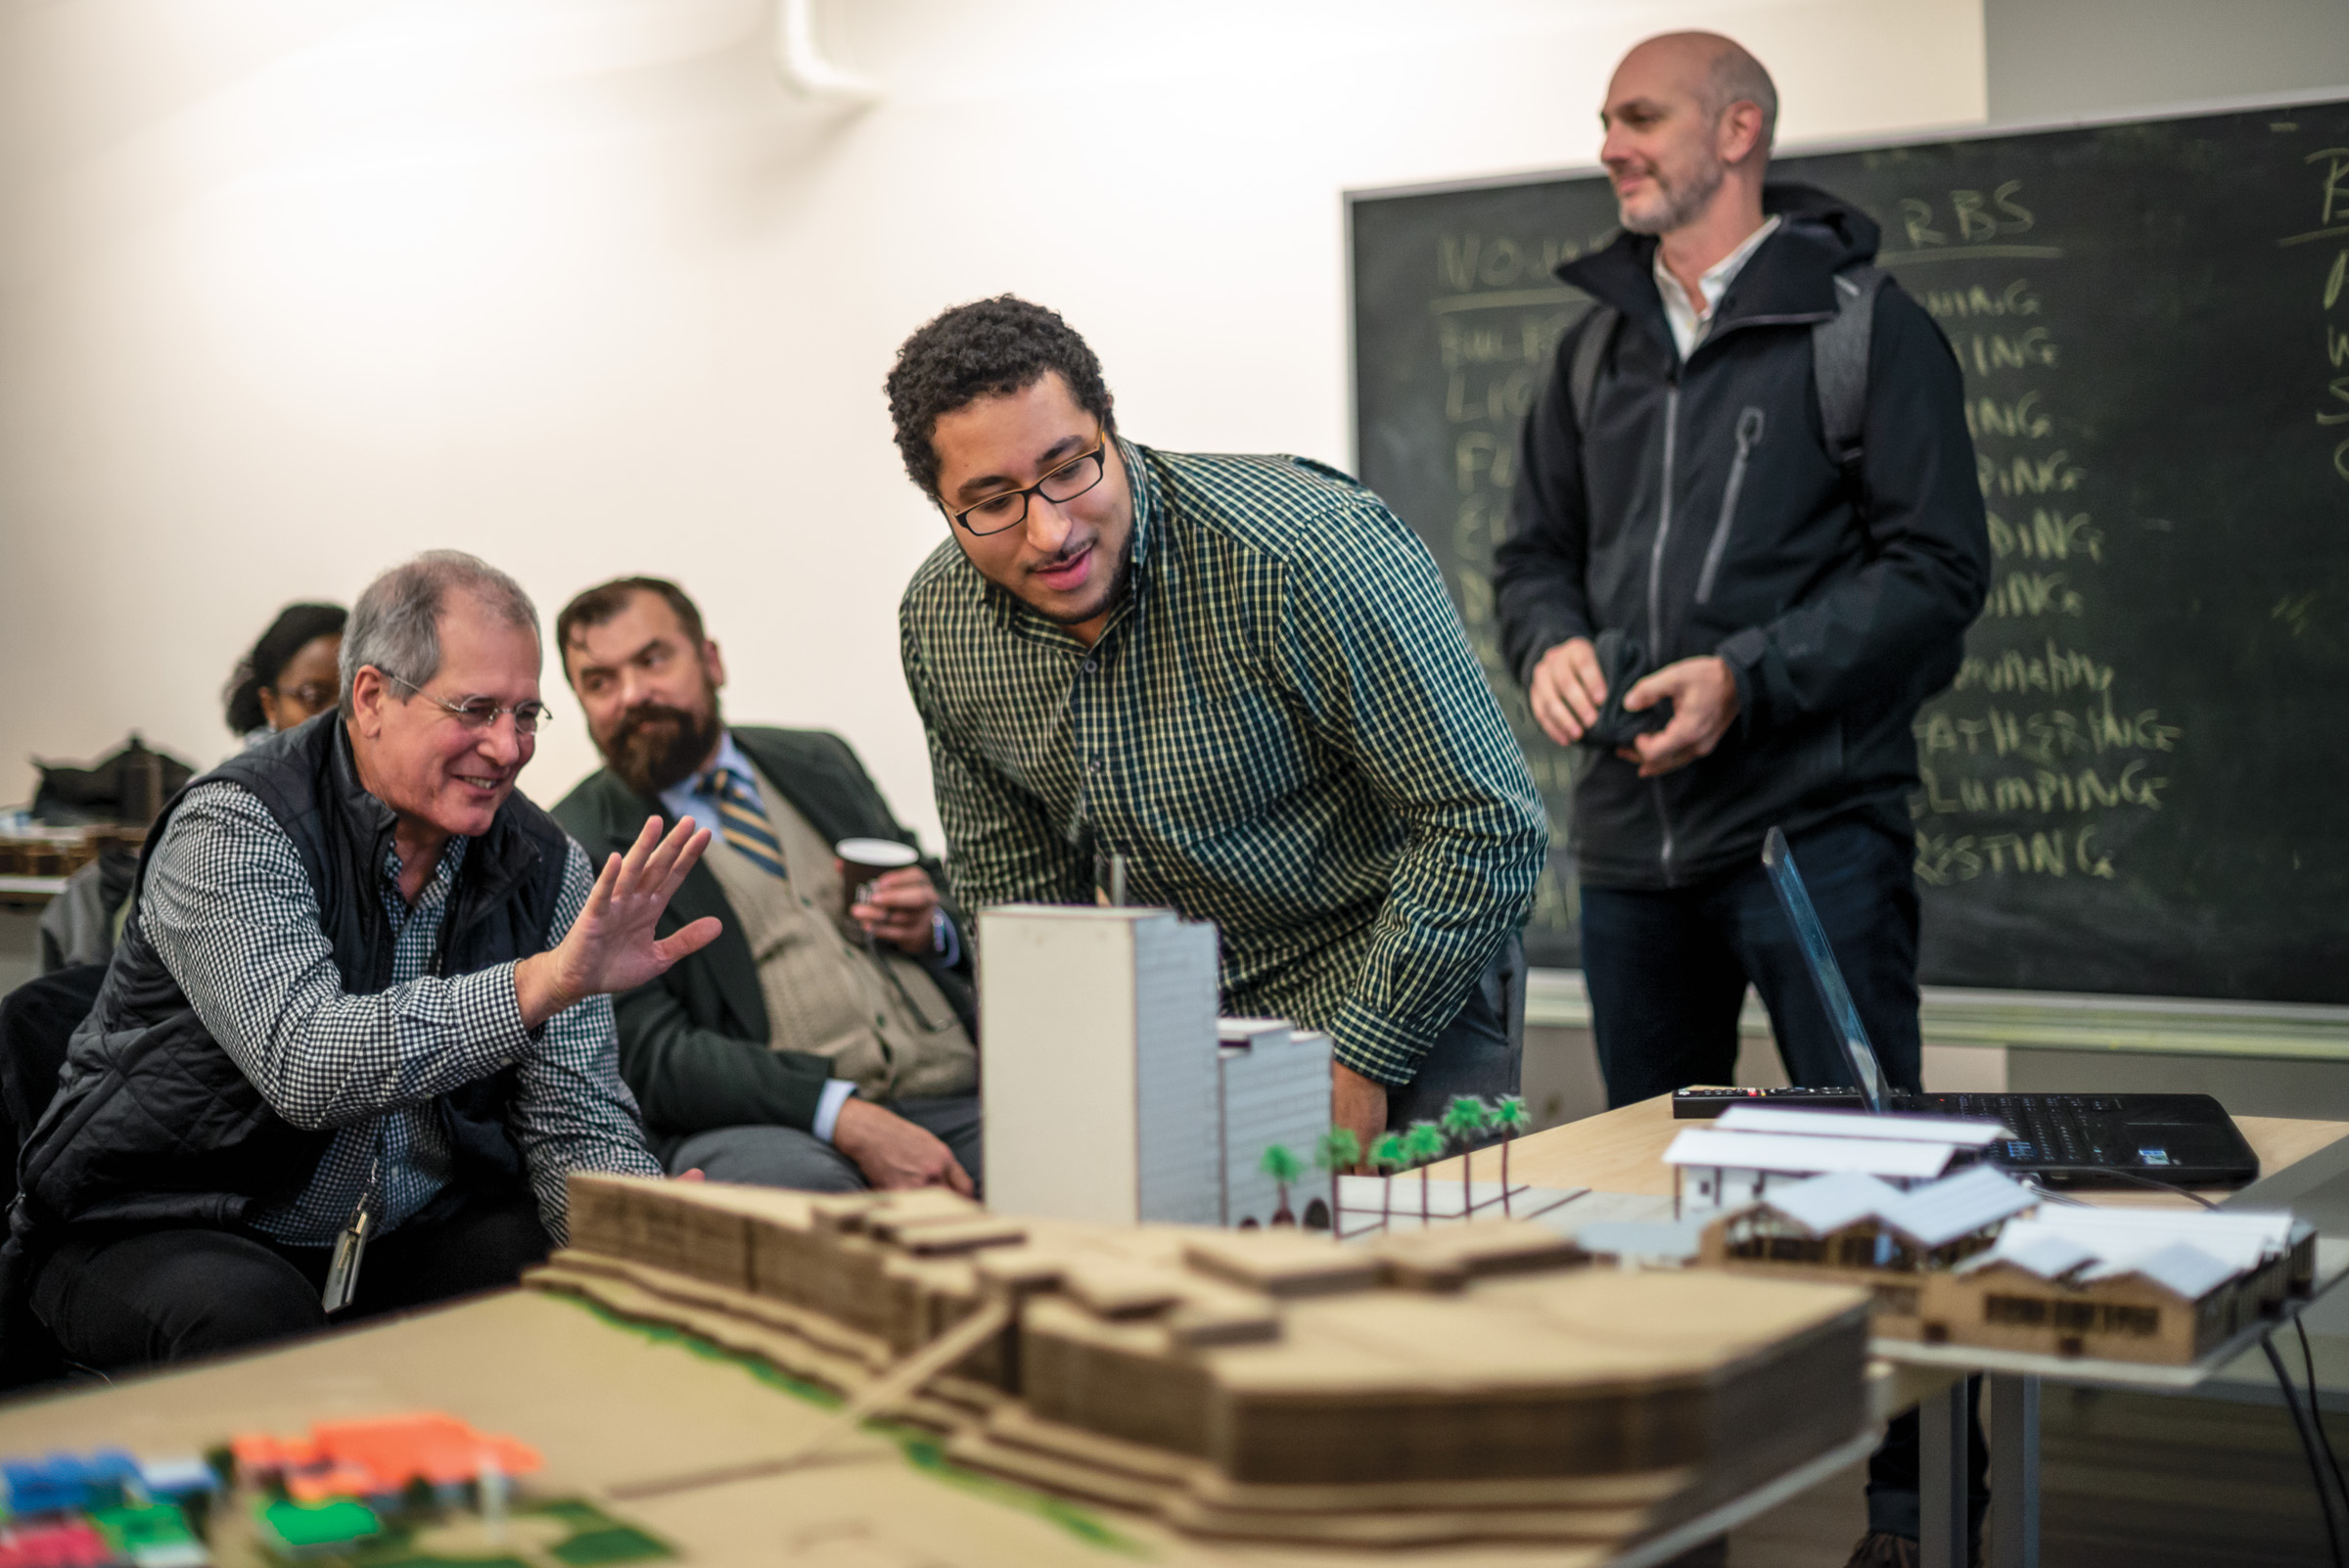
[1442,1096,1492,1216]
[1490,1094,1530,1215]
[1402,1122,1447,1225]
[1369,1131,1406,1230]
[1260,1143,1304,1225]
[1313,1129,1362,1235]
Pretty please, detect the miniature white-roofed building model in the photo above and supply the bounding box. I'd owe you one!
[1664,1105,2009,1213]
[979,908,1332,1228]
[1218,1019,1335,1227]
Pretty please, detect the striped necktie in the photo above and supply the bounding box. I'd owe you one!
[702,767,790,879]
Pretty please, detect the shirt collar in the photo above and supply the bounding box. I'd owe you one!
[660,729,750,818]
[1653,213,1782,339]
[383,831,466,901]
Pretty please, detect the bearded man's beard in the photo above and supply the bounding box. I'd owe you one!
[604,700,720,797]
[1620,156,1725,236]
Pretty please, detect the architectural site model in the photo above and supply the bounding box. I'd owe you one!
[527,1172,1871,1553]
[6,905,2305,1566]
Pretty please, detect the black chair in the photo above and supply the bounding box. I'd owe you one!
[0,963,105,1390]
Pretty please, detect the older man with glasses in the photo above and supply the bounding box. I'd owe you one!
[889,295,1548,1157]
[7,550,711,1371]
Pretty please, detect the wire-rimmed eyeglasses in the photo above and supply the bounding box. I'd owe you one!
[945,437,1109,536]
[386,672,551,735]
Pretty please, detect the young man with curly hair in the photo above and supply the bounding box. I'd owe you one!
[886,295,1547,1155]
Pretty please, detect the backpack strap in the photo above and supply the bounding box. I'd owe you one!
[1812,263,1884,474]
[1567,302,1620,436]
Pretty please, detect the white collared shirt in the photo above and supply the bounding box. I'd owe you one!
[1653,214,1781,359]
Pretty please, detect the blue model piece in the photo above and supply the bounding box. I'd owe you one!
[3,1448,142,1515]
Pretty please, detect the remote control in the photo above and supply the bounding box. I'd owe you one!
[1670,1085,1870,1118]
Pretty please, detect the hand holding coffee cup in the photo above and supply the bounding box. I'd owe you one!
[835,838,938,954]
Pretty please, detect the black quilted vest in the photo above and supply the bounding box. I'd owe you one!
[9,714,571,1241]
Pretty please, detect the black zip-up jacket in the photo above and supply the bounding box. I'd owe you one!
[1494,183,1990,890]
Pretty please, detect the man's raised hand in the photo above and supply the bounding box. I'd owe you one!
[517,816,722,1027]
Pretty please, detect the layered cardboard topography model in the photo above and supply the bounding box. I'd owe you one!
[1654,1106,2315,1365]
[530,1176,1871,1550]
[977,907,1333,1228]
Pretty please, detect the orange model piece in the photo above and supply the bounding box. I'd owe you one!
[229,1413,539,1501]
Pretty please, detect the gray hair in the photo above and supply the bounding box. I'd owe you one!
[339,550,541,708]
[1706,39,1777,155]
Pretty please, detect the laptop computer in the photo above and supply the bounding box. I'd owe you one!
[1666,827,2261,1191]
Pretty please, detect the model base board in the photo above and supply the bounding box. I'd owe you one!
[530,1174,1872,1553]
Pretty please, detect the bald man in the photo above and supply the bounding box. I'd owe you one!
[1492,34,1990,1566]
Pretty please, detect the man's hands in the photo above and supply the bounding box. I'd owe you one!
[1530,638,1740,779]
[1528,636,1607,746]
[1332,1061,1388,1162]
[1618,655,1740,778]
[845,865,944,955]
[833,1098,974,1194]
[517,816,721,1029]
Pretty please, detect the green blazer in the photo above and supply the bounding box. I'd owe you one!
[551,727,975,1159]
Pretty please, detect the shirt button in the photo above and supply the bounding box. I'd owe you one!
[1088,758,1103,774]
[1080,657,1098,673]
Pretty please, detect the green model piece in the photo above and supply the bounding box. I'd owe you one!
[1259,1143,1304,1225]
[1313,1128,1361,1233]
[91,1501,207,1566]
[1401,1121,1447,1224]
[1490,1094,1530,1215]
[1368,1131,1406,1229]
[1441,1096,1492,1215]
[259,1497,383,1555]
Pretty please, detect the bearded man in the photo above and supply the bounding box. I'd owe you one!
[550,577,981,1195]
[1491,33,1990,1567]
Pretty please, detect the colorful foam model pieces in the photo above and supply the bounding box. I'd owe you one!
[229,1412,540,1502]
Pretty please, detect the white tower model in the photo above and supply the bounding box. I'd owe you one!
[1218,1019,1336,1227]
[979,906,1222,1224]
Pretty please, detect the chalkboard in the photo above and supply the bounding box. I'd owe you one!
[1351,97,2349,1004]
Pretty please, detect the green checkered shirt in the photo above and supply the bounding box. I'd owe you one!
[899,439,1545,1085]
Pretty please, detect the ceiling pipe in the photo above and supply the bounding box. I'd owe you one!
[774,0,880,105]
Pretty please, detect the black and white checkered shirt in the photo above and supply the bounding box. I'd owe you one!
[901,440,1547,1085]
[138,782,663,1247]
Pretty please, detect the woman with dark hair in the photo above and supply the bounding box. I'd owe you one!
[223,603,346,745]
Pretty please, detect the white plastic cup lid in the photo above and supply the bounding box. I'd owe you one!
[835,838,919,868]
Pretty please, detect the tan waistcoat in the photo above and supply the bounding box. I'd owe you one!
[699,762,977,1102]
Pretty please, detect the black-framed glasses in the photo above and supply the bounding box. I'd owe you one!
[386,672,551,735]
[945,437,1109,535]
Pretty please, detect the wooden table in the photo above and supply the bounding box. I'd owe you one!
[8,1099,2340,1568]
[1421,1093,2349,1205]
[1427,1094,2349,1568]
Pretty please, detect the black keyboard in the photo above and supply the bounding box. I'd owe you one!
[1669,1087,2261,1188]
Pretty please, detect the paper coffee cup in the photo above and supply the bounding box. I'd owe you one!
[836,837,920,921]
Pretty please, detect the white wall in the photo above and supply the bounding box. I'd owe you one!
[0,0,1985,846]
